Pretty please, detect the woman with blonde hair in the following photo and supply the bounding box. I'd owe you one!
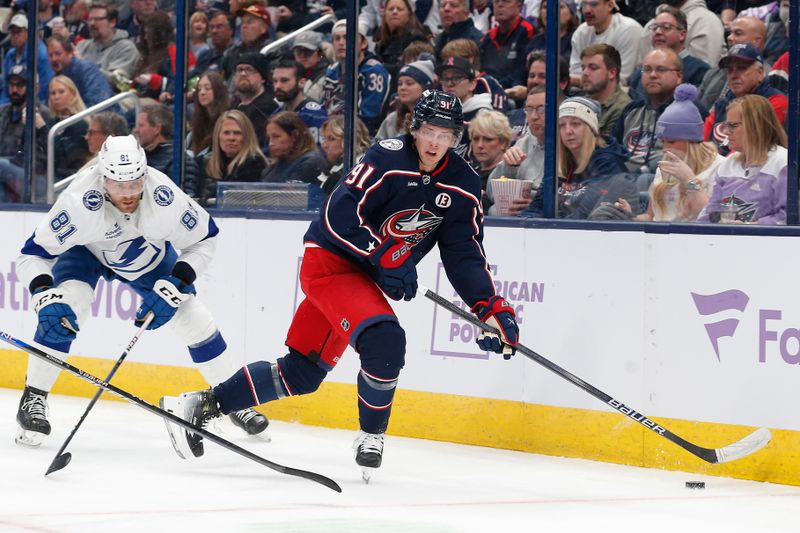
[261,111,327,184]
[47,75,89,180]
[697,94,788,224]
[528,96,632,219]
[318,115,371,196]
[618,84,724,221]
[188,10,210,58]
[194,110,267,206]
[470,111,513,213]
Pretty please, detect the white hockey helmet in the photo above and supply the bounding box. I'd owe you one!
[98,135,147,183]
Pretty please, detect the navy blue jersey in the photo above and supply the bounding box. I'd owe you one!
[304,134,497,307]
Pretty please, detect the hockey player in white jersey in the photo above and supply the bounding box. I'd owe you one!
[14,135,268,446]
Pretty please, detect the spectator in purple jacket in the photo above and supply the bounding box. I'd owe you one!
[698,94,787,225]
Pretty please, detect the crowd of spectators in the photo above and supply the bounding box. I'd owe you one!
[0,0,792,224]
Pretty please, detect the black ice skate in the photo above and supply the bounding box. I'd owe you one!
[229,408,269,438]
[16,386,51,447]
[353,431,384,483]
[159,389,220,459]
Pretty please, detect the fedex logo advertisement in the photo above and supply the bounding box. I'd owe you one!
[429,262,543,359]
[692,289,800,365]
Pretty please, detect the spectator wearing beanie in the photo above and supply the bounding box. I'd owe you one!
[231,52,278,147]
[617,84,725,222]
[375,59,435,141]
[526,96,635,219]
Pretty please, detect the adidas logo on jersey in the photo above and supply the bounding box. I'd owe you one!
[407,181,418,187]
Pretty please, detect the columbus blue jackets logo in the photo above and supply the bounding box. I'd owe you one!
[712,121,730,147]
[380,205,443,246]
[82,190,103,211]
[625,130,656,158]
[379,139,404,151]
[721,195,757,223]
[102,236,163,274]
[153,185,174,206]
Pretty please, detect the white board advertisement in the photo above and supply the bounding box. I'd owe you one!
[0,211,796,431]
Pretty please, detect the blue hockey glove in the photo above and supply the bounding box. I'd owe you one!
[471,296,519,359]
[368,237,418,301]
[33,287,80,343]
[135,275,196,330]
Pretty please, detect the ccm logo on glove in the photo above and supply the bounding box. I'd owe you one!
[33,289,66,313]
[156,279,191,308]
[135,275,196,330]
[32,287,80,343]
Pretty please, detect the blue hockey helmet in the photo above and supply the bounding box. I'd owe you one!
[410,90,464,133]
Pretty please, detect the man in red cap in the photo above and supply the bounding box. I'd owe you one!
[221,4,273,80]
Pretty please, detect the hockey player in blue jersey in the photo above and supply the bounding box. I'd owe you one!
[159,90,520,480]
[321,19,391,134]
[14,135,268,446]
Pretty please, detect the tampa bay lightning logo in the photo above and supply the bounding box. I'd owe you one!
[153,185,174,206]
[82,190,103,211]
[380,204,443,246]
[101,236,162,274]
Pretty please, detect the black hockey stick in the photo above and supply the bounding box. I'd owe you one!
[45,314,153,476]
[0,329,342,492]
[419,285,771,464]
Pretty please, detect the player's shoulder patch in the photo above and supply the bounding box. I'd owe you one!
[379,138,404,151]
[153,185,174,207]
[82,189,104,211]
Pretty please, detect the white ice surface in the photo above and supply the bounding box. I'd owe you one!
[0,388,798,533]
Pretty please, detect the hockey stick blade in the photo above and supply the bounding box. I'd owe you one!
[714,427,771,464]
[46,315,153,476]
[418,285,771,465]
[46,452,72,475]
[0,330,342,492]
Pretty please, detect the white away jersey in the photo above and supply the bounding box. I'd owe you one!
[17,165,218,287]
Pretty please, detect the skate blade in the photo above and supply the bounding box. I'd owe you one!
[248,428,271,443]
[159,397,189,460]
[15,427,46,447]
[360,466,377,484]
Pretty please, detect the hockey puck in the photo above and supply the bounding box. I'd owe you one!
[685,481,705,489]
